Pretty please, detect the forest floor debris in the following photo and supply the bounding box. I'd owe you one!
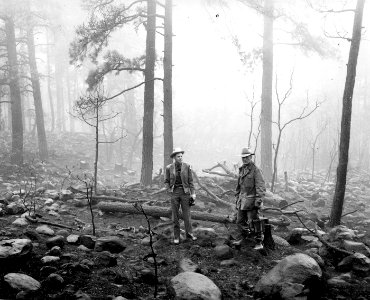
[0,142,370,299]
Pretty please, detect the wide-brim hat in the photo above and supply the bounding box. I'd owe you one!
[170,147,185,158]
[239,147,254,157]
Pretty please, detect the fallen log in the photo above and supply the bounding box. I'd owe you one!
[192,171,234,208]
[98,202,231,223]
[97,202,290,227]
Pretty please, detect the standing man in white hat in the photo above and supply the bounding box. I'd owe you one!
[235,147,266,250]
[164,147,197,245]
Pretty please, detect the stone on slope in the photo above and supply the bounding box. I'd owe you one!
[170,271,222,300]
[0,239,33,261]
[4,273,41,292]
[94,236,126,253]
[255,253,322,298]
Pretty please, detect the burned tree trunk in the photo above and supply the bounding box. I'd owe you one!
[163,0,173,170]
[5,16,23,165]
[329,0,365,226]
[141,0,157,186]
[46,30,55,132]
[260,0,274,182]
[27,25,48,160]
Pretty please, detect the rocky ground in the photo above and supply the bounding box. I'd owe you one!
[0,135,370,299]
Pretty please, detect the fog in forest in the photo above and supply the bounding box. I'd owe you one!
[1,1,370,299]
[0,0,369,177]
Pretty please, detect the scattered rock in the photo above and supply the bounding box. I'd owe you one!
[41,256,60,264]
[77,245,92,252]
[67,234,80,244]
[220,259,237,267]
[342,240,370,257]
[95,236,126,253]
[48,246,62,256]
[12,218,29,227]
[141,236,157,246]
[79,235,96,249]
[0,239,33,261]
[327,277,350,287]
[95,251,117,267]
[328,225,356,241]
[170,271,222,300]
[6,202,25,215]
[55,229,70,238]
[43,273,64,290]
[4,273,41,292]
[179,258,200,273]
[44,199,54,206]
[36,225,55,236]
[40,266,58,277]
[60,190,74,201]
[24,229,41,241]
[254,253,322,298]
[214,245,233,260]
[46,235,65,249]
[272,235,290,247]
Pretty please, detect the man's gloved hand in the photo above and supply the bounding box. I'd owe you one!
[189,194,196,206]
[255,198,263,209]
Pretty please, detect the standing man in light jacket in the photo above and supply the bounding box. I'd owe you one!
[235,147,266,250]
[165,147,197,245]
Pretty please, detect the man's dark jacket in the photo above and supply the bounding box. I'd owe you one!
[165,162,195,195]
[235,161,266,210]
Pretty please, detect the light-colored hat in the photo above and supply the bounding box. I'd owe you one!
[239,147,254,157]
[170,147,185,158]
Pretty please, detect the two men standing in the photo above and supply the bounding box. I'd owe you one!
[164,146,266,250]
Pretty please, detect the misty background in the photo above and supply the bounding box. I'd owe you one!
[0,0,369,179]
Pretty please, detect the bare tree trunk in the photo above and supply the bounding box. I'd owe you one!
[260,0,274,182]
[163,0,173,170]
[66,69,75,132]
[329,0,365,227]
[5,16,24,165]
[54,32,65,132]
[46,30,55,132]
[94,108,99,194]
[27,25,48,160]
[140,0,157,186]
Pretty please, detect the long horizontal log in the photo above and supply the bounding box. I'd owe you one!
[98,202,231,223]
[97,202,291,226]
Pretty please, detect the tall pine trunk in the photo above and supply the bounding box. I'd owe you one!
[55,33,65,132]
[260,0,274,182]
[5,17,23,165]
[66,69,75,132]
[140,0,156,186]
[163,0,173,171]
[27,25,48,160]
[329,0,365,227]
[46,30,55,132]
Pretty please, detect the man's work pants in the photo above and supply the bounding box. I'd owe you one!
[236,209,262,243]
[171,187,192,239]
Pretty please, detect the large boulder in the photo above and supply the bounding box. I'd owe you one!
[94,236,126,253]
[328,225,356,241]
[6,202,25,215]
[170,271,222,300]
[342,240,370,257]
[79,235,97,249]
[4,273,41,292]
[0,239,33,261]
[36,225,55,236]
[255,253,322,299]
